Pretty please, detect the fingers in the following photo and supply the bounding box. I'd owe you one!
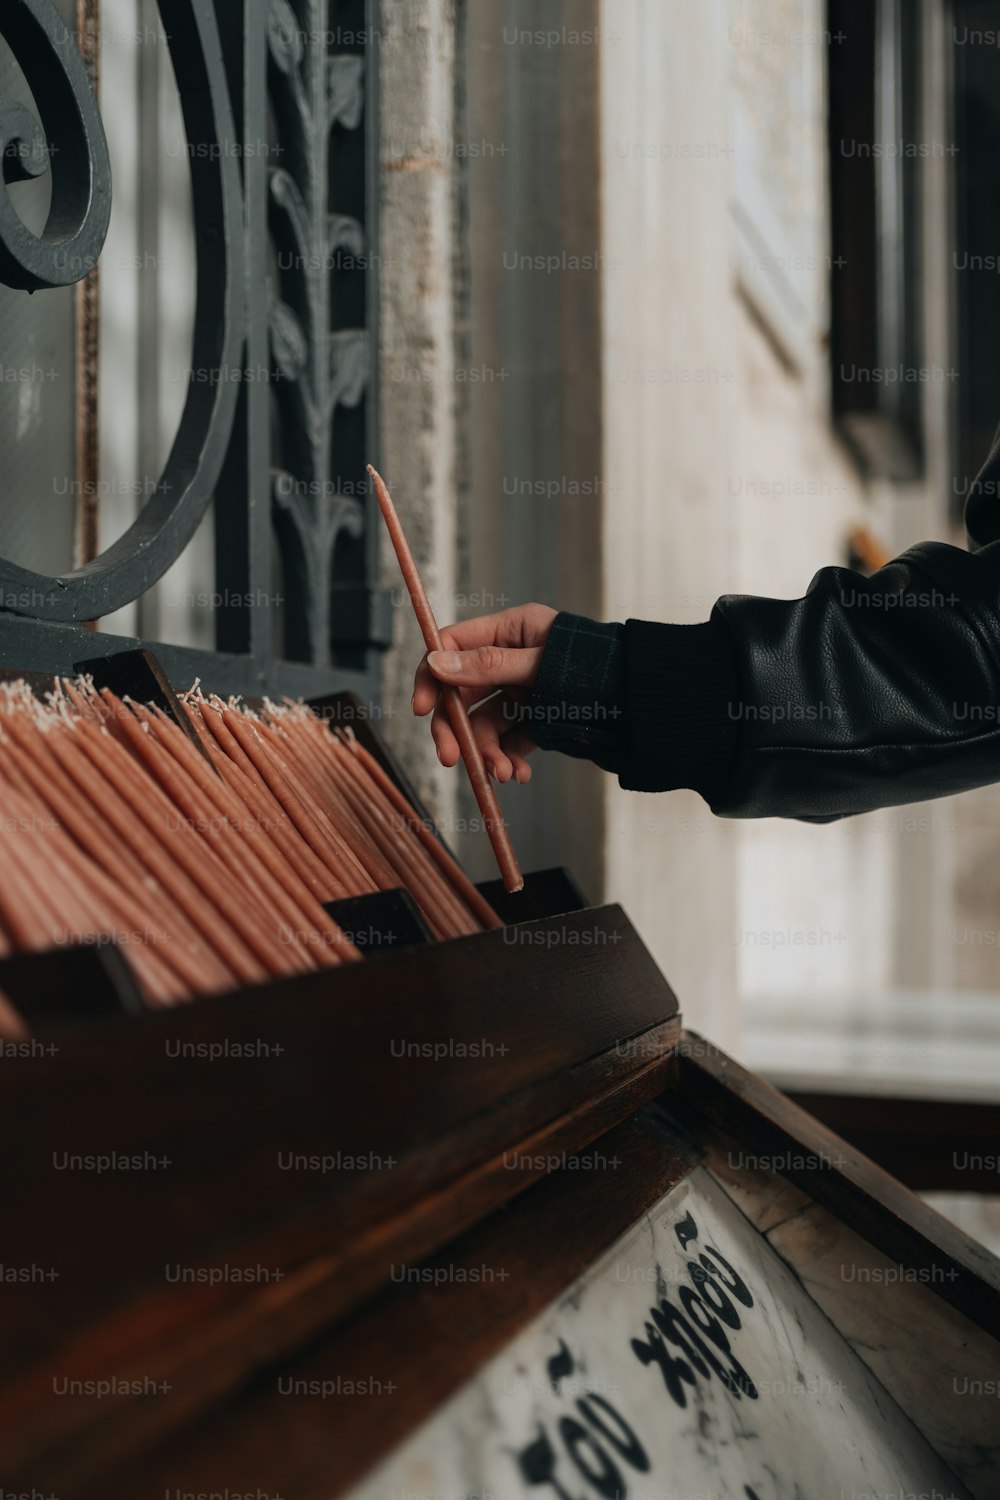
[500,727,538,783]
[411,604,556,787]
[429,695,461,768]
[412,603,556,715]
[412,624,469,718]
[427,643,544,693]
[430,694,536,783]
[413,640,542,715]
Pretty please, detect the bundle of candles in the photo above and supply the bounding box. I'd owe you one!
[0,677,501,1028]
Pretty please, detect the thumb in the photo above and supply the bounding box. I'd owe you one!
[427,644,543,690]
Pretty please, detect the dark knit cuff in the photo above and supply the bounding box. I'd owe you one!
[619,614,741,800]
[526,612,627,773]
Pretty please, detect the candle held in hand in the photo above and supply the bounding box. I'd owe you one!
[367,463,524,894]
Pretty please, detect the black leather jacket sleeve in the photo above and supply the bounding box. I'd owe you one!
[528,539,1000,821]
[708,539,1000,819]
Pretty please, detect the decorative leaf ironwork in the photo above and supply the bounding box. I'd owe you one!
[266,0,373,667]
[326,55,364,130]
[266,0,304,75]
[326,213,364,259]
[328,328,368,415]
[269,293,309,383]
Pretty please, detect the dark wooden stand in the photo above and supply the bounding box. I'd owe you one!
[0,653,997,1497]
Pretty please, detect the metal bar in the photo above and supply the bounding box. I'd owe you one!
[245,0,273,672]
[0,609,376,701]
[73,0,100,574]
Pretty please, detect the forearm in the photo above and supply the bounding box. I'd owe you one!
[529,539,1000,820]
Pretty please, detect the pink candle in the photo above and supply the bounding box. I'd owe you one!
[368,464,524,894]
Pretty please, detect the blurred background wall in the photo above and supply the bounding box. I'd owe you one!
[445,0,977,1043]
[390,0,1000,1243]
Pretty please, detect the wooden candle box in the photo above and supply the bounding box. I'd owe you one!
[0,649,996,1498]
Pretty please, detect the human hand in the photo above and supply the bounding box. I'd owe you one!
[411,603,557,784]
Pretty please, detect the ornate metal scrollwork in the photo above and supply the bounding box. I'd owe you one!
[0,0,111,293]
[0,0,383,698]
[0,0,245,624]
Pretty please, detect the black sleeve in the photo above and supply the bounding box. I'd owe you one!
[525,613,629,776]
[526,610,743,795]
[528,539,1000,821]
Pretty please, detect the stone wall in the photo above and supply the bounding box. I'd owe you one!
[376,0,462,830]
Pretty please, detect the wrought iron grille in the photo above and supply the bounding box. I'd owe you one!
[0,0,389,699]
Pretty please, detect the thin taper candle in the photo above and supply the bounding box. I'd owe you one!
[368,464,524,894]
